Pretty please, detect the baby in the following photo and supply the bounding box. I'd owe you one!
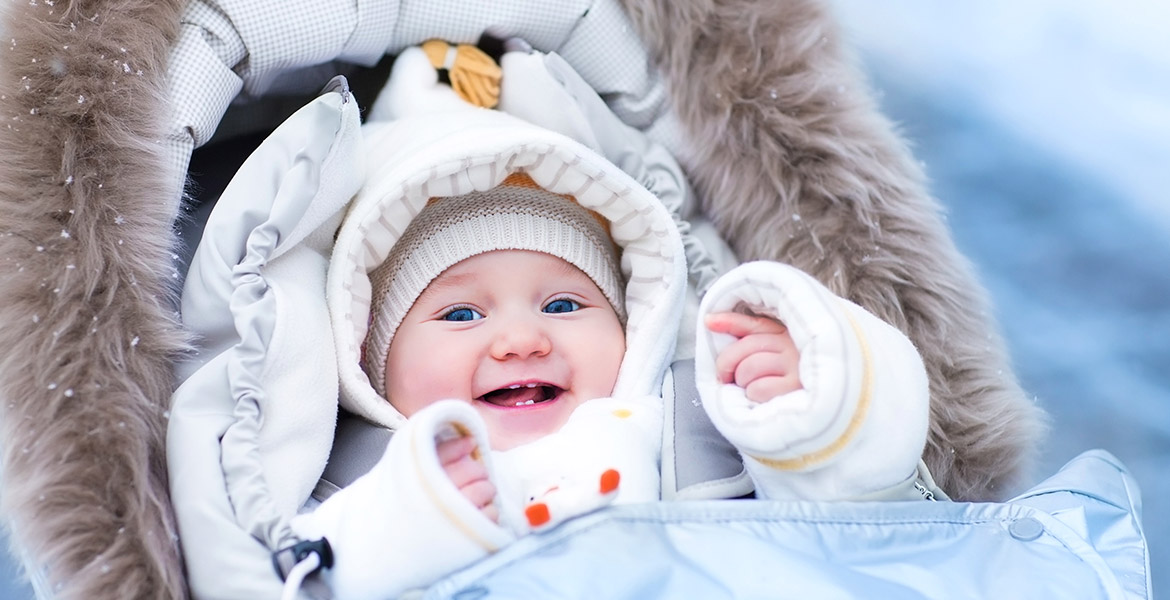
[290,43,935,600]
[295,172,932,600]
[362,175,800,524]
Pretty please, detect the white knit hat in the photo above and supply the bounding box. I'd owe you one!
[364,174,625,396]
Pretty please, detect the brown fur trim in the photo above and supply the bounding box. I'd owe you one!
[621,0,1048,499]
[0,1,189,598]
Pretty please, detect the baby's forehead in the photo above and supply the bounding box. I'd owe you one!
[423,249,585,292]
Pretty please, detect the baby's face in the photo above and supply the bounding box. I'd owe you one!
[384,250,625,450]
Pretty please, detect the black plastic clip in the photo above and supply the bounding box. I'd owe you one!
[272,538,334,580]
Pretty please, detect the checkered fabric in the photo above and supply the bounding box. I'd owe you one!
[162,0,685,205]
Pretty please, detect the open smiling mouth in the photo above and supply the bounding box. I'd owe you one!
[476,383,564,408]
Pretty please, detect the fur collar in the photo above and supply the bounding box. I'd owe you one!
[0,1,188,598]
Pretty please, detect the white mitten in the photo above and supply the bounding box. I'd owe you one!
[695,262,930,500]
[492,396,662,533]
[290,400,513,599]
[496,49,603,152]
[366,46,474,122]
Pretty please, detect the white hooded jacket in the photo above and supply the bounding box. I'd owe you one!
[171,51,935,598]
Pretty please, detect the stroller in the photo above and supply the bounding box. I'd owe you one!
[0,0,1150,598]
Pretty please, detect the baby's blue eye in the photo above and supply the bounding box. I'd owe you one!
[543,298,580,314]
[442,307,483,322]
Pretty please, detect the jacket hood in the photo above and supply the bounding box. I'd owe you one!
[329,107,688,429]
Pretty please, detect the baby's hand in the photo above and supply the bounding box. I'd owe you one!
[437,434,499,523]
[705,311,802,403]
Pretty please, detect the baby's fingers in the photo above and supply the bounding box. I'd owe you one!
[743,373,803,404]
[438,437,487,489]
[732,351,795,389]
[438,436,500,523]
[461,479,500,523]
[713,333,797,385]
[437,434,476,465]
[705,311,789,338]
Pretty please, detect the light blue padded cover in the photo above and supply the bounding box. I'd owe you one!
[422,450,1149,600]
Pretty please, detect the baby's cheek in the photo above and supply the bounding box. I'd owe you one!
[386,372,444,417]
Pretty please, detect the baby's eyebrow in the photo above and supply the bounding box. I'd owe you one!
[553,258,579,277]
[418,271,477,300]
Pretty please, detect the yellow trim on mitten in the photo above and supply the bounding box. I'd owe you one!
[750,304,873,471]
[411,426,501,553]
[421,39,501,108]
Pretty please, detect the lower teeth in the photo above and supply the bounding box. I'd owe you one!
[515,399,536,406]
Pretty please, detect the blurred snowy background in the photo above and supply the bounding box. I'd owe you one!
[3,1,1167,597]
[828,0,1169,593]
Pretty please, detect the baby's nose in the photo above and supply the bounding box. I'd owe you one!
[489,321,551,359]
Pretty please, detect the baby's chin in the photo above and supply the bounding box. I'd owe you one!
[475,392,583,451]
